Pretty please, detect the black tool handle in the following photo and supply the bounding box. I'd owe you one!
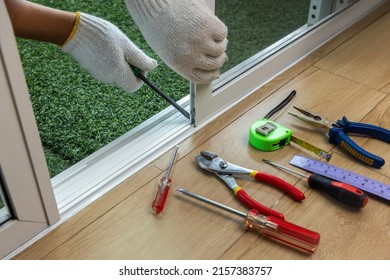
[308,173,368,208]
[131,66,190,120]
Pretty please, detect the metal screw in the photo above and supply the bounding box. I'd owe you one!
[219,161,228,169]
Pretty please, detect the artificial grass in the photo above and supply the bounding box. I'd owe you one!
[18,0,188,177]
[18,0,310,177]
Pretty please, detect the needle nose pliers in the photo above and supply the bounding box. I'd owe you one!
[195,150,305,220]
[289,106,390,168]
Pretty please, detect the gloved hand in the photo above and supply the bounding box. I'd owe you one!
[62,12,157,93]
[125,0,228,84]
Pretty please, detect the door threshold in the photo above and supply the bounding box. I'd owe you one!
[52,97,192,219]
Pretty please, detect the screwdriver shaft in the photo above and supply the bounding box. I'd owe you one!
[176,187,321,253]
[164,146,179,182]
[137,72,190,120]
[152,146,179,214]
[262,159,308,178]
[176,188,246,217]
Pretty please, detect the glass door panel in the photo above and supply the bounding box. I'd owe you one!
[194,0,375,124]
[215,0,359,85]
[216,0,311,75]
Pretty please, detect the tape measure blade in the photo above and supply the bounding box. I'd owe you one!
[290,135,332,161]
[290,155,390,201]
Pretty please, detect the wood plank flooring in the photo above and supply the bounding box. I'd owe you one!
[15,7,390,260]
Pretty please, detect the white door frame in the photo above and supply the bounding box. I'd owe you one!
[0,0,59,259]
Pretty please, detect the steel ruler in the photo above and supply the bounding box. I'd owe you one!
[290,154,390,201]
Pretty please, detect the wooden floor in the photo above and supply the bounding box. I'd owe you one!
[15,6,390,260]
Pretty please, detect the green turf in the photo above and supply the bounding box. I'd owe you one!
[18,0,188,177]
[18,0,310,177]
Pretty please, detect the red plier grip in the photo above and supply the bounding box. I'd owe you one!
[235,188,285,220]
[250,171,305,201]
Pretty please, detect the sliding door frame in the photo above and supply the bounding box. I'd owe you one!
[0,0,59,259]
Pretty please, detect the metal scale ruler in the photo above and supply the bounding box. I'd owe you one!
[290,154,390,201]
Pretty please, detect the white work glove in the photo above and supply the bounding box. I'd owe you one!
[125,0,228,84]
[62,12,157,93]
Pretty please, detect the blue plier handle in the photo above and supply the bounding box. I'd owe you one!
[329,117,390,168]
[289,107,390,168]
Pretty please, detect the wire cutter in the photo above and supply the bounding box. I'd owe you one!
[289,106,390,168]
[195,151,305,220]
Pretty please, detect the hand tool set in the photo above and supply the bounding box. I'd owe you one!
[153,89,389,255]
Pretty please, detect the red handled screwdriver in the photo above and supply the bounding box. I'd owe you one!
[152,145,179,214]
[262,159,368,208]
[177,188,320,253]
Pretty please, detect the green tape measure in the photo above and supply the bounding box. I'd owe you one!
[248,91,331,160]
[249,118,292,151]
[249,118,332,160]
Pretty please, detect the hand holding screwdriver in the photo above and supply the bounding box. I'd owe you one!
[263,159,368,208]
[152,145,179,214]
[177,188,320,254]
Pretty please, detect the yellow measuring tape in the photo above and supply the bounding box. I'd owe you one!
[290,135,332,161]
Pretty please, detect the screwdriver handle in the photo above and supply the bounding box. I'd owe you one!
[246,210,320,254]
[152,177,171,214]
[152,146,179,214]
[308,173,368,208]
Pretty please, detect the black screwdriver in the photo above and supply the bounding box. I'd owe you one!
[262,159,368,208]
[131,66,190,120]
